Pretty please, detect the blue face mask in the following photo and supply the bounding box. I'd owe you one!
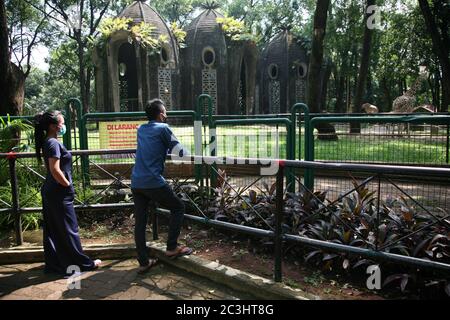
[58,124,67,136]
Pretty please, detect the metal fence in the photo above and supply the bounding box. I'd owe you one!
[2,98,449,215]
[0,150,449,284]
[308,115,450,166]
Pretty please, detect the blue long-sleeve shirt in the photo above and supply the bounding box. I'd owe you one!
[131,121,187,189]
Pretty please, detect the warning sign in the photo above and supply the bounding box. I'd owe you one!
[99,121,146,158]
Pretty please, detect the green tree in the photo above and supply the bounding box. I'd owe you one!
[0,0,54,116]
[351,0,375,133]
[418,0,450,112]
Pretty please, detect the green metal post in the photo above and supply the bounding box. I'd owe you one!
[290,103,310,192]
[9,157,22,246]
[196,94,214,188]
[63,102,72,150]
[305,116,315,191]
[79,114,90,188]
[65,98,83,150]
[274,163,284,282]
[290,103,310,160]
[285,120,294,192]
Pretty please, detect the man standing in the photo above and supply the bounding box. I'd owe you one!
[131,99,192,274]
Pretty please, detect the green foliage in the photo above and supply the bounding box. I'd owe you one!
[171,169,449,296]
[216,16,255,42]
[151,0,203,26]
[5,0,54,73]
[24,65,79,114]
[0,164,44,232]
[131,22,168,50]
[97,17,133,40]
[0,116,33,153]
[90,17,169,56]
[170,22,187,45]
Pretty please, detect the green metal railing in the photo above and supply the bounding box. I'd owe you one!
[5,97,450,201]
[213,117,294,192]
[290,103,312,189]
[195,94,214,187]
[64,98,83,151]
[79,110,198,187]
[307,115,450,191]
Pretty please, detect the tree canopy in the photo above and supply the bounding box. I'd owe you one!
[1,0,448,114]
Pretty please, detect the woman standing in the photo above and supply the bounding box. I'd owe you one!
[34,111,101,275]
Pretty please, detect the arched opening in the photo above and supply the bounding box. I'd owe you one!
[118,42,138,111]
[202,47,216,67]
[297,63,307,78]
[239,60,247,115]
[160,46,170,66]
[268,63,279,80]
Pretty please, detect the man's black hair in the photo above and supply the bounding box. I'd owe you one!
[145,99,165,120]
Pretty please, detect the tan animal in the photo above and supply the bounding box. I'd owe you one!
[361,103,379,114]
[392,70,428,113]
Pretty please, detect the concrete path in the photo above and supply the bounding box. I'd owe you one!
[0,259,256,300]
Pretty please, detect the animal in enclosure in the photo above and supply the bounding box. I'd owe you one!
[388,70,429,136]
[361,103,379,114]
[392,70,428,114]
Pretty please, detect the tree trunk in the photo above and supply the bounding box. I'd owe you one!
[76,30,90,114]
[0,64,25,116]
[351,0,375,133]
[320,61,332,112]
[307,0,337,140]
[0,0,9,82]
[335,74,346,113]
[418,0,450,112]
[435,73,441,111]
[381,77,392,112]
[346,76,351,113]
[0,0,24,116]
[85,67,92,114]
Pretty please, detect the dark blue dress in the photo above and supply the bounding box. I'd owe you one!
[41,138,95,274]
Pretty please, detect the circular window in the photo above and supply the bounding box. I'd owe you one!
[119,63,127,77]
[202,47,216,67]
[268,64,279,80]
[297,63,307,78]
[160,46,170,65]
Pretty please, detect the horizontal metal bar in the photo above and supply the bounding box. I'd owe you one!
[82,110,196,120]
[157,207,450,273]
[8,203,136,214]
[311,115,450,125]
[277,159,450,176]
[284,234,450,273]
[156,208,274,238]
[307,112,450,118]
[0,149,137,158]
[214,118,292,126]
[2,150,450,177]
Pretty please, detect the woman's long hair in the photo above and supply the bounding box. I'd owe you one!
[34,111,61,163]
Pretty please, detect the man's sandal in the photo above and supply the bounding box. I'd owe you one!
[137,258,159,274]
[165,246,193,259]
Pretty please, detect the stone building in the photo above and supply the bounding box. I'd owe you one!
[257,30,310,114]
[180,4,258,114]
[93,0,180,112]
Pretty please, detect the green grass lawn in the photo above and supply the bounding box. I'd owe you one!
[80,124,448,165]
[12,124,449,165]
